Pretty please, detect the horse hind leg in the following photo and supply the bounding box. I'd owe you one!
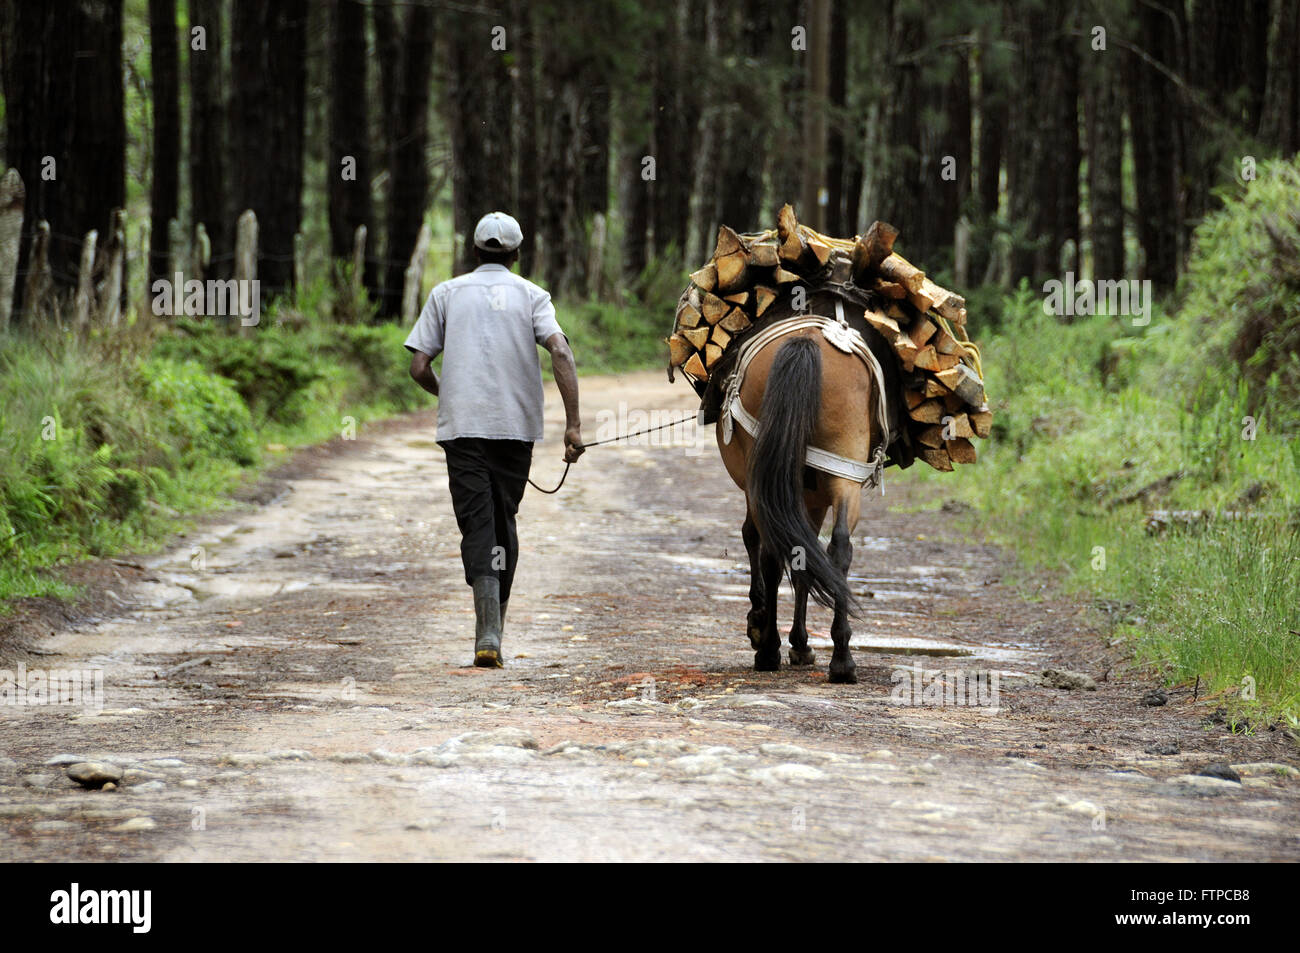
[788,579,816,666]
[753,542,784,672]
[742,508,765,650]
[787,504,824,667]
[827,494,859,685]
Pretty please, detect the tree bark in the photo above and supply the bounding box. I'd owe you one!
[188,0,228,278]
[446,2,515,275]
[149,0,180,291]
[380,2,435,318]
[1126,0,1184,290]
[328,0,373,289]
[1084,57,1125,280]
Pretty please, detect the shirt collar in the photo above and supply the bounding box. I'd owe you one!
[475,264,511,273]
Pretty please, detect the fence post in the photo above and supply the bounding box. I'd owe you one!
[23,221,51,324]
[99,209,126,327]
[351,224,366,297]
[193,223,210,283]
[74,230,99,331]
[235,209,257,284]
[0,168,24,332]
[402,222,431,325]
[293,230,305,293]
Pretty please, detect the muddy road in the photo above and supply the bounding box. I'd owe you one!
[1,371,1297,861]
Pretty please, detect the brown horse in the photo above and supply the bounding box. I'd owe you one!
[715,290,889,684]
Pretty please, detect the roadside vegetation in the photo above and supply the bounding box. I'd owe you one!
[915,158,1300,727]
[0,267,666,606]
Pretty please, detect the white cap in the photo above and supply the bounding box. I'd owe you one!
[473,211,523,251]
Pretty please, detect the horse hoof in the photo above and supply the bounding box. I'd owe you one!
[753,652,781,672]
[828,666,857,685]
[747,625,763,650]
[788,647,816,666]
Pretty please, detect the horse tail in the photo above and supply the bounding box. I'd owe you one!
[747,336,853,610]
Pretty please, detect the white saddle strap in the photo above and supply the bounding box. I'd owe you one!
[722,302,890,490]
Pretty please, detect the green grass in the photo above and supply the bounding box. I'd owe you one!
[0,269,672,608]
[913,287,1300,726]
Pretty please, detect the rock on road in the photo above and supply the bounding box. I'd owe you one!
[1,372,1297,862]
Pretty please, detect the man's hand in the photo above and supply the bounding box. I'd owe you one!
[563,424,584,463]
[544,333,583,464]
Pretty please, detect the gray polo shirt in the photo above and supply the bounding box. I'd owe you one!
[404,263,564,442]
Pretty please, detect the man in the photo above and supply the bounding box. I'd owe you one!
[406,212,583,668]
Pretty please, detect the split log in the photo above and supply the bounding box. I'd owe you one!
[754,285,778,317]
[921,277,966,322]
[865,311,901,338]
[946,437,977,464]
[907,315,936,348]
[916,425,945,449]
[715,250,749,292]
[969,409,993,439]
[879,252,925,293]
[682,326,710,349]
[719,308,752,332]
[702,292,729,325]
[904,389,927,411]
[676,301,703,328]
[683,352,707,380]
[919,448,954,472]
[749,242,779,268]
[713,225,745,259]
[943,413,975,439]
[851,220,899,282]
[872,278,908,299]
[776,204,804,263]
[908,398,944,423]
[913,346,939,371]
[773,266,802,285]
[690,262,717,293]
[723,290,750,307]
[710,325,732,349]
[705,342,725,369]
[667,334,693,366]
[932,328,962,355]
[936,364,986,406]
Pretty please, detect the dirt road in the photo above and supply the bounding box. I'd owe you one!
[1,371,1297,861]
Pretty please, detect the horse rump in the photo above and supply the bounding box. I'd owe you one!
[746,336,854,611]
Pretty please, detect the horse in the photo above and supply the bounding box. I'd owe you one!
[713,288,894,684]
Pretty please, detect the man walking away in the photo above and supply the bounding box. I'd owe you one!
[405,212,583,668]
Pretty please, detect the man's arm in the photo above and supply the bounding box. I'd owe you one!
[409,350,440,397]
[543,332,583,463]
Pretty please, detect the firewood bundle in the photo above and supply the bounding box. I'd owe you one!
[667,204,990,472]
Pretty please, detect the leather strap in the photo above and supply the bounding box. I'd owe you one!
[721,304,889,490]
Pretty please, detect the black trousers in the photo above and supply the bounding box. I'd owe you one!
[439,438,533,604]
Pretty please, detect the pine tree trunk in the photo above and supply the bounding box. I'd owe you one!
[512,0,540,278]
[188,0,228,278]
[328,0,373,289]
[1085,61,1125,280]
[149,0,179,293]
[380,3,435,318]
[63,0,126,301]
[1127,0,1183,289]
[447,3,515,275]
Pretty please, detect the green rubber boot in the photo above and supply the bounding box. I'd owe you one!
[473,576,504,668]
